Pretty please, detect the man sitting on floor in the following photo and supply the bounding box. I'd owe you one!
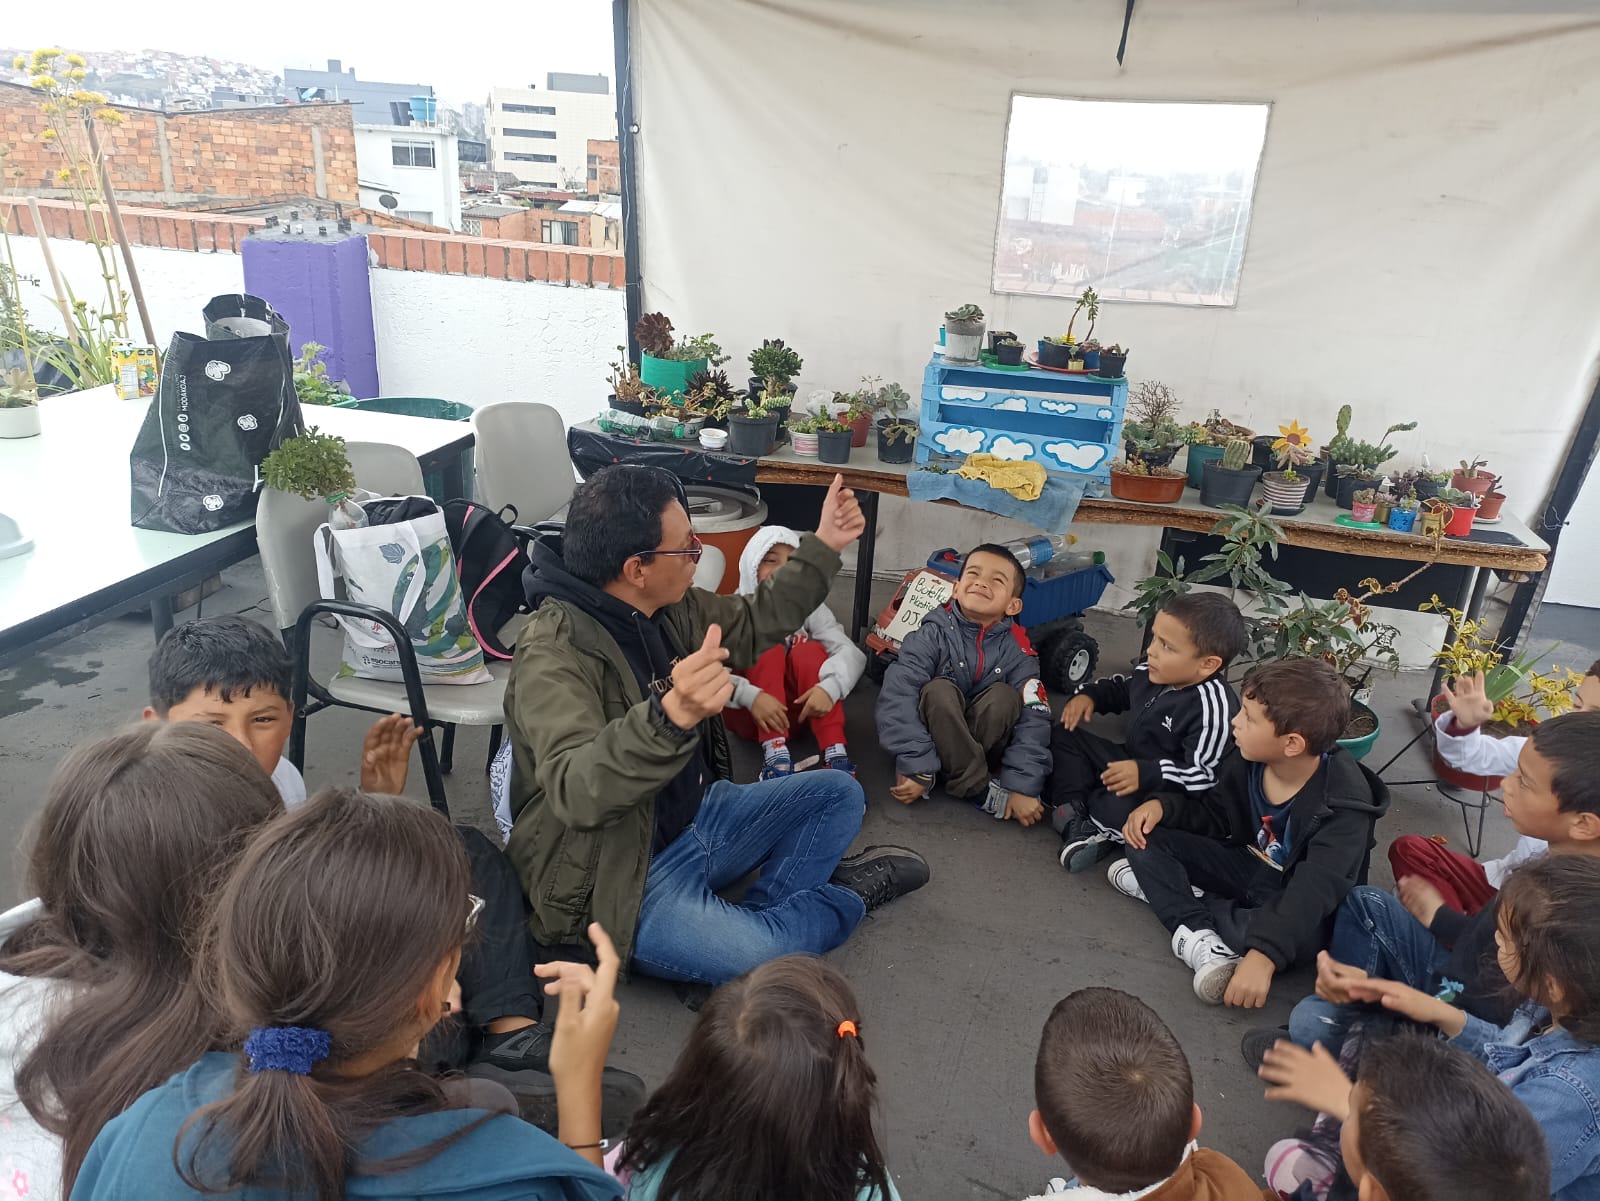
[503,464,929,985]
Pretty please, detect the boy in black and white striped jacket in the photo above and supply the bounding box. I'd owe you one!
[1049,593,1247,873]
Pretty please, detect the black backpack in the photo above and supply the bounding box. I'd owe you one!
[442,500,531,660]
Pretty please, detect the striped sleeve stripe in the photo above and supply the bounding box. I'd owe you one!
[1160,677,1230,789]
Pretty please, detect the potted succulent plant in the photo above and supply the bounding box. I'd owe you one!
[1110,453,1186,504]
[942,303,986,363]
[606,350,659,417]
[1066,286,1098,345]
[1351,487,1379,523]
[987,329,1017,352]
[1436,486,1480,537]
[747,338,803,398]
[1387,488,1419,532]
[755,378,793,438]
[1079,338,1102,371]
[1451,456,1496,497]
[0,368,41,439]
[1199,437,1262,508]
[1477,484,1508,522]
[815,414,855,465]
[994,336,1024,366]
[1121,382,1185,469]
[788,412,822,457]
[727,394,780,458]
[635,312,728,397]
[1037,334,1074,369]
[683,369,740,429]
[1328,409,1417,506]
[1260,422,1316,514]
[874,380,918,464]
[1392,467,1448,502]
[1095,343,1128,379]
[1184,411,1254,489]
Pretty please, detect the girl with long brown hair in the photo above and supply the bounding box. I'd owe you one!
[71,787,623,1201]
[0,723,283,1201]
[617,955,901,1201]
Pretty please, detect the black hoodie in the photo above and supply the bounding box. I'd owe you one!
[1156,747,1390,969]
[523,536,713,853]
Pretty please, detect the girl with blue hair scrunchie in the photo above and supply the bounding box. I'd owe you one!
[72,788,624,1201]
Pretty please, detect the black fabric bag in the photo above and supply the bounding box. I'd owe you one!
[130,295,301,534]
[442,500,531,660]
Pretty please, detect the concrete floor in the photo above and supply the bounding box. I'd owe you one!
[0,560,1567,1199]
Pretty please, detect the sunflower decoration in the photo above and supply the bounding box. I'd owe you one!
[1272,421,1314,472]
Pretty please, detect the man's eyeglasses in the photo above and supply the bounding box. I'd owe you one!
[633,532,704,565]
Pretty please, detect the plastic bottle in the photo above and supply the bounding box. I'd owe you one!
[1003,533,1079,571]
[327,493,368,529]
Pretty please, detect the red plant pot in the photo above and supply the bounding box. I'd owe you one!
[1451,469,1496,497]
[849,412,872,447]
[1445,503,1477,537]
[1110,468,1186,504]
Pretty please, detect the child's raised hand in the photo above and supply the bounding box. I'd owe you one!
[1440,670,1495,731]
[751,691,790,735]
[664,625,735,730]
[537,923,622,1083]
[1122,800,1163,849]
[1258,1040,1352,1121]
[360,714,422,795]
[816,474,867,551]
[1100,759,1141,797]
[1060,694,1095,730]
[795,685,834,724]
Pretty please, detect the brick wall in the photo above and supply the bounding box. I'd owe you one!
[0,83,357,206]
[0,197,625,288]
[587,138,620,195]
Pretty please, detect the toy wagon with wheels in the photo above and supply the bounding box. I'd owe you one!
[863,547,1113,694]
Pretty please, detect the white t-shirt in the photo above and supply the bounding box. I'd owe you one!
[0,898,65,1201]
[271,758,307,809]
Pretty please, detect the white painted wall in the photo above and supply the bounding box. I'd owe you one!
[354,125,463,231]
[632,0,1600,588]
[8,238,246,347]
[368,268,624,432]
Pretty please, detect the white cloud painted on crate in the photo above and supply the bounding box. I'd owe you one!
[1097,408,1114,420]
[995,397,1028,411]
[1041,400,1076,414]
[941,386,987,401]
[989,436,1035,461]
[1044,441,1109,471]
[933,427,986,455]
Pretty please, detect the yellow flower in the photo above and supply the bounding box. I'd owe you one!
[64,53,86,67]
[56,167,72,182]
[1276,420,1312,449]
[37,129,57,141]
[69,69,87,81]
[30,76,59,90]
[12,55,25,70]
[37,48,64,60]
[96,108,126,125]
[71,90,106,105]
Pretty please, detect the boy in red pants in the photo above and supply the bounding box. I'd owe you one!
[723,526,867,779]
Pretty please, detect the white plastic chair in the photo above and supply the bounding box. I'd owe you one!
[256,443,509,814]
[471,401,576,524]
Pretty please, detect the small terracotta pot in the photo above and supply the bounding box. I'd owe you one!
[1476,492,1507,521]
[1110,468,1186,504]
[1451,469,1496,497]
[849,411,872,447]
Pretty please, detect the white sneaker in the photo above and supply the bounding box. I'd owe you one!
[1107,858,1147,902]
[1172,925,1242,1004]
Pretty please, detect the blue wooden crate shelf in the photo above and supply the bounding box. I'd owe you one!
[914,355,1129,485]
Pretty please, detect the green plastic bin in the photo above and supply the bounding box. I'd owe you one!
[335,396,475,502]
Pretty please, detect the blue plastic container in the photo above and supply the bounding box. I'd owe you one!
[924,548,1114,629]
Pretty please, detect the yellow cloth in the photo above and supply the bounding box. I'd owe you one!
[955,453,1048,501]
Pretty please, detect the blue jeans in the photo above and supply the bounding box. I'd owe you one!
[630,772,868,984]
[1288,885,1449,1052]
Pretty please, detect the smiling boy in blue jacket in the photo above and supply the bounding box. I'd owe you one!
[877,543,1053,825]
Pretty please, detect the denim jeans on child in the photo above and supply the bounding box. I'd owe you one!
[1288,885,1450,1053]
[630,770,867,984]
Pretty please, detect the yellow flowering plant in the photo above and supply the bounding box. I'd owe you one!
[1271,421,1314,481]
[1421,595,1582,729]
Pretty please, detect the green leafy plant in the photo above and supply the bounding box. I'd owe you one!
[1394,488,1418,511]
[1221,437,1252,471]
[1353,487,1377,506]
[1064,286,1099,342]
[788,412,823,435]
[757,379,792,411]
[1328,408,1417,475]
[608,350,660,409]
[293,342,350,407]
[1422,596,1578,729]
[1436,486,1477,507]
[944,303,985,326]
[815,413,854,434]
[748,338,802,384]
[261,427,356,501]
[1,366,39,408]
[1125,505,1291,628]
[683,369,738,419]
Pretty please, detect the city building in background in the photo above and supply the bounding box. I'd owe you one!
[587,138,619,196]
[486,73,616,189]
[284,58,436,126]
[354,123,462,229]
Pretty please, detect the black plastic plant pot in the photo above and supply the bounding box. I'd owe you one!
[727,414,779,457]
[1095,352,1128,378]
[610,394,648,417]
[1299,460,1324,503]
[995,342,1024,366]
[1125,443,1178,469]
[1335,472,1374,510]
[1037,340,1073,368]
[1325,463,1347,499]
[988,330,1016,351]
[877,420,916,464]
[816,428,854,464]
[1413,477,1442,501]
[1199,461,1262,509]
[1251,435,1279,472]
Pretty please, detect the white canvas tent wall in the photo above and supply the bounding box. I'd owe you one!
[628,0,1600,593]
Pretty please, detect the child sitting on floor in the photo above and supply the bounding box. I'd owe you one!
[1387,661,1600,915]
[724,525,867,779]
[0,724,281,1201]
[1023,987,1266,1200]
[1113,658,1388,1007]
[1052,592,1247,873]
[877,543,1052,824]
[615,955,901,1200]
[72,789,623,1201]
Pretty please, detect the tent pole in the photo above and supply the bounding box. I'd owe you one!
[1496,365,1600,656]
[613,0,643,361]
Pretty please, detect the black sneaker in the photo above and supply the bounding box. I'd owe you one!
[1058,816,1115,874]
[830,845,930,912]
[466,1061,647,1136]
[1241,1024,1290,1071]
[477,1023,553,1074]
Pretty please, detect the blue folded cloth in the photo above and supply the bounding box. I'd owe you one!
[906,468,1100,533]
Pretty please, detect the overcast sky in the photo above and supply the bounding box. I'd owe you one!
[5,2,617,107]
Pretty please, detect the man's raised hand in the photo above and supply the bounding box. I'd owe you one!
[816,473,867,552]
[661,624,734,730]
